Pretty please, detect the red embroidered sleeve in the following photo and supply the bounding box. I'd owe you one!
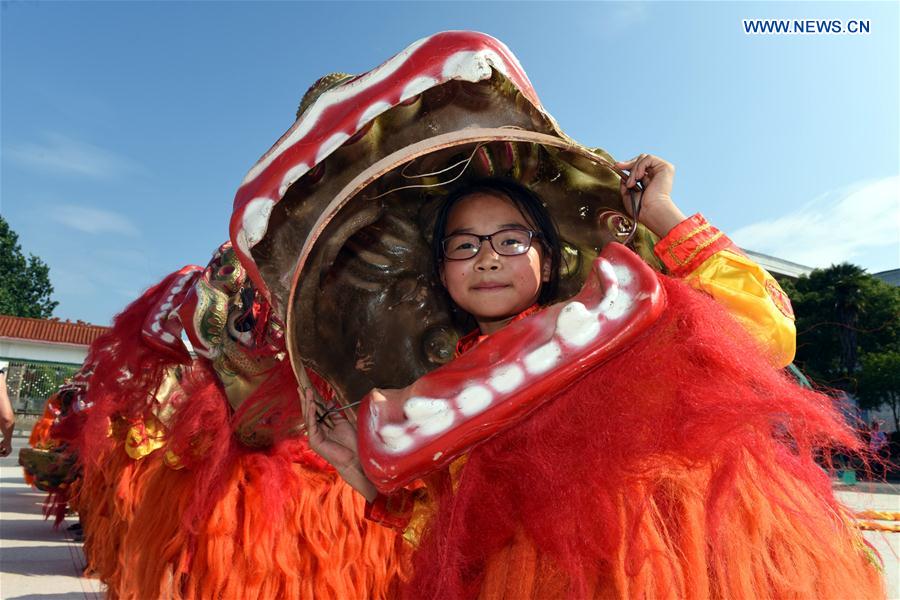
[364,489,419,531]
[653,213,737,278]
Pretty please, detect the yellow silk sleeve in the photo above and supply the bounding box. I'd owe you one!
[682,249,796,367]
[654,214,797,368]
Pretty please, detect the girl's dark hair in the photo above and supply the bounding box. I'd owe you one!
[431,177,562,309]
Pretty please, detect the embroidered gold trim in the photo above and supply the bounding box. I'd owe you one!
[668,231,724,268]
[665,221,710,253]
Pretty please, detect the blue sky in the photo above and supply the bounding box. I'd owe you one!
[2,1,898,326]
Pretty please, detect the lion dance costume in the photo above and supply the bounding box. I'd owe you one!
[22,31,884,599]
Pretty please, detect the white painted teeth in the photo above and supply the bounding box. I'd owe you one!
[556,302,601,347]
[404,397,450,421]
[489,364,524,393]
[417,410,455,435]
[378,424,414,452]
[404,397,455,436]
[373,261,643,455]
[379,424,406,438]
[600,291,631,320]
[457,385,493,416]
[524,341,562,374]
[612,265,633,285]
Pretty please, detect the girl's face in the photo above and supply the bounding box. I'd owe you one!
[440,192,550,334]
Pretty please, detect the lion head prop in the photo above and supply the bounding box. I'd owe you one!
[229,31,660,407]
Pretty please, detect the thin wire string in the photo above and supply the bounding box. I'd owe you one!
[365,142,488,201]
[315,398,363,427]
[366,132,644,243]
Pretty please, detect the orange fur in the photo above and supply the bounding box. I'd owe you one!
[73,437,148,596]
[473,455,883,599]
[23,395,61,487]
[27,394,58,447]
[76,437,409,599]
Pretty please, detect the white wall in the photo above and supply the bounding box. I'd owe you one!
[0,338,88,366]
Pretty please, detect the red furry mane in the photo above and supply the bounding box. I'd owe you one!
[407,275,879,599]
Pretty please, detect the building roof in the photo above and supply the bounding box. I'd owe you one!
[742,250,899,285]
[741,249,814,279]
[873,268,900,287]
[0,315,110,347]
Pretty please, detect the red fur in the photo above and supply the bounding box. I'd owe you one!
[56,260,415,597]
[169,360,334,541]
[164,362,238,535]
[407,276,880,599]
[43,489,71,528]
[71,269,344,586]
[76,270,188,469]
[230,360,327,469]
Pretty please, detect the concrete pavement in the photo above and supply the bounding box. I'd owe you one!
[836,484,900,599]
[0,434,898,599]
[0,437,102,599]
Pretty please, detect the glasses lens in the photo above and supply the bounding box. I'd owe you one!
[492,229,532,256]
[443,234,480,260]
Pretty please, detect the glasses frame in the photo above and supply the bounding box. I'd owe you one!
[441,228,543,261]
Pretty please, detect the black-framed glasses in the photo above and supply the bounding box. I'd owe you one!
[441,228,542,261]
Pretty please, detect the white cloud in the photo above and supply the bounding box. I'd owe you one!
[732,175,900,269]
[6,132,146,180]
[586,3,650,37]
[50,205,140,237]
[607,3,650,29]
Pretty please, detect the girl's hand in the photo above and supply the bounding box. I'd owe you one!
[300,386,378,502]
[614,154,686,238]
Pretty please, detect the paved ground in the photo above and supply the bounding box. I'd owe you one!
[0,437,102,599]
[835,485,900,599]
[1,435,898,599]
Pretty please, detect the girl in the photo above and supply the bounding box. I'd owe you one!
[297,155,884,599]
[302,153,791,503]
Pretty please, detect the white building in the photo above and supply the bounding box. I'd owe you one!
[0,315,109,413]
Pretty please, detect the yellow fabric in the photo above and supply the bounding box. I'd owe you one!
[403,491,434,545]
[681,249,796,367]
[124,415,167,460]
[163,449,184,470]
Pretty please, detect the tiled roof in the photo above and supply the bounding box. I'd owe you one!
[0,315,110,347]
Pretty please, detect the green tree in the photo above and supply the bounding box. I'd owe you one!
[779,264,900,392]
[857,350,900,433]
[0,215,58,318]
